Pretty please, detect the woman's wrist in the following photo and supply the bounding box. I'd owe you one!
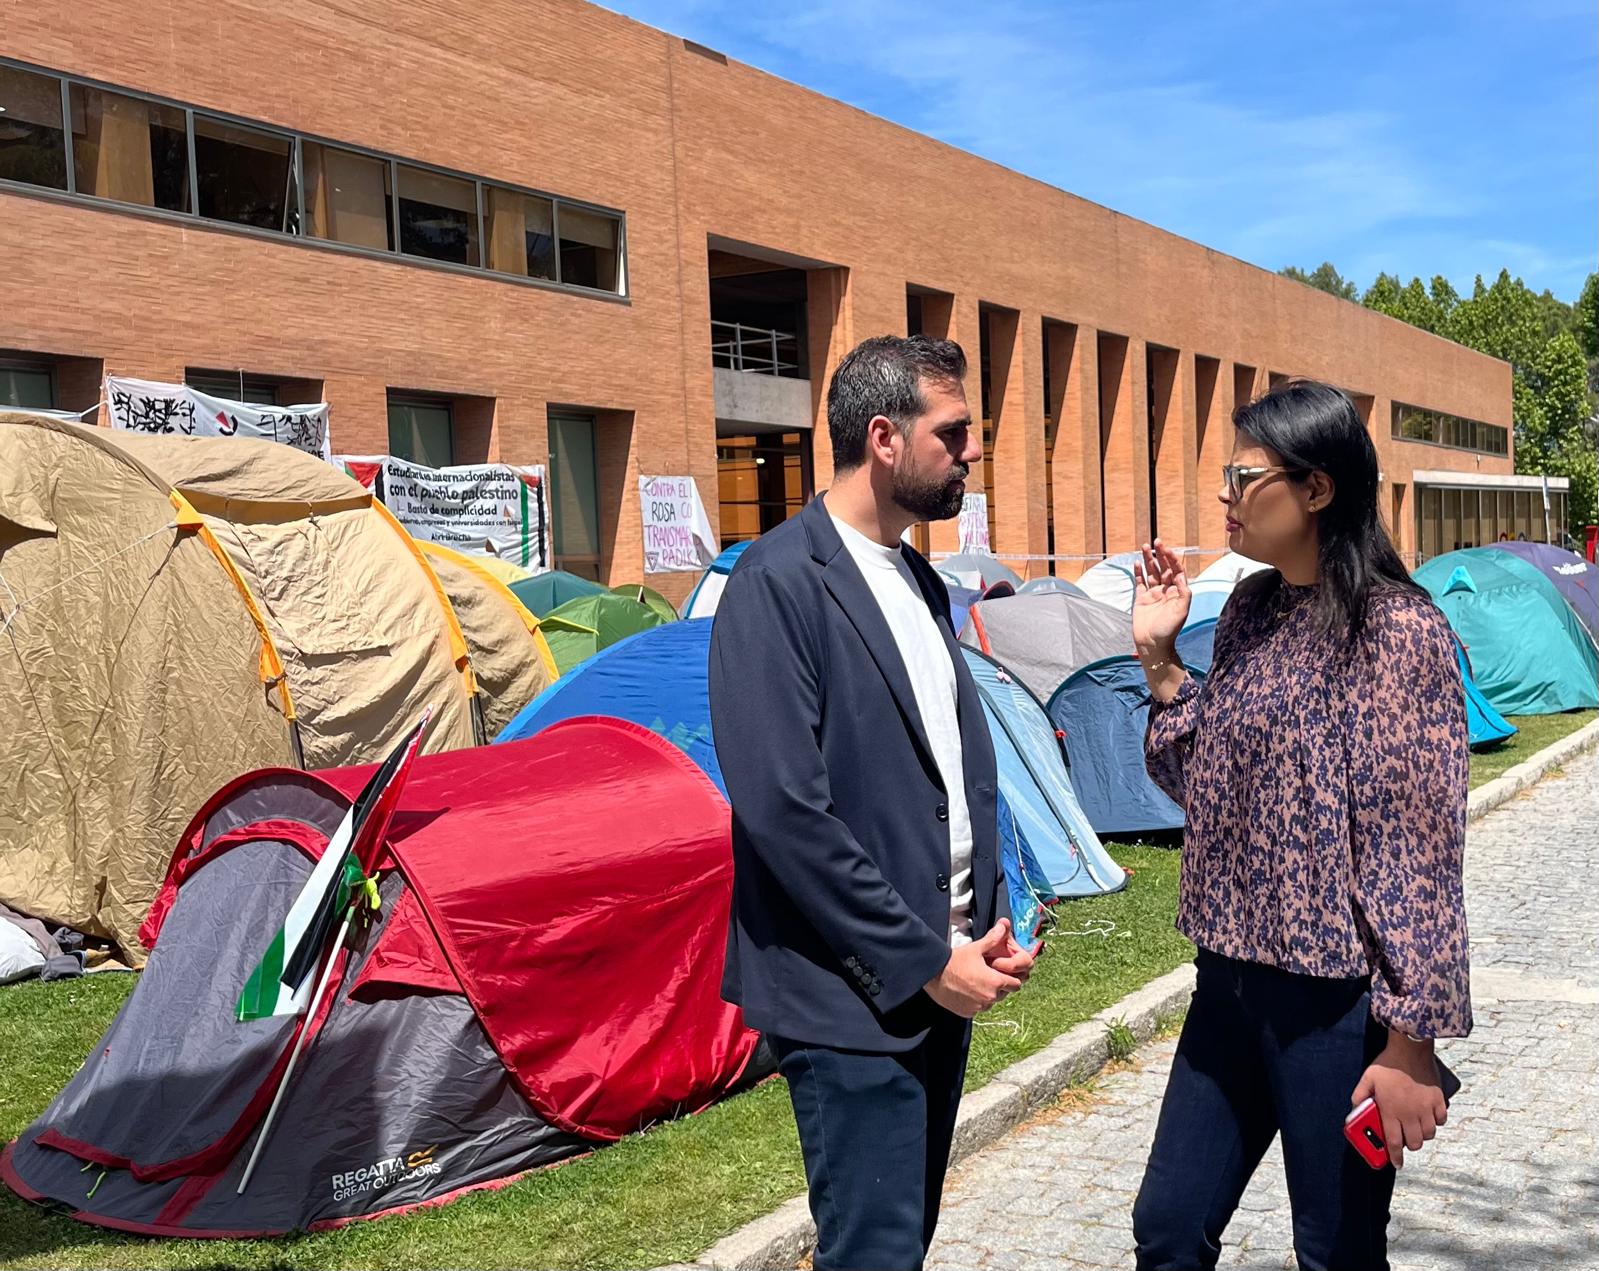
[1135,638,1179,667]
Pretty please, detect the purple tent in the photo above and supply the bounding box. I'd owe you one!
[1489,542,1599,646]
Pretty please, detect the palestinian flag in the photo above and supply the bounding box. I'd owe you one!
[237,708,431,1022]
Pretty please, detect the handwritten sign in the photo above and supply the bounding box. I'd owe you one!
[639,476,717,573]
[958,493,991,553]
[107,376,332,461]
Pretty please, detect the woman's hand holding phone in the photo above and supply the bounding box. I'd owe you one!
[1350,1032,1449,1169]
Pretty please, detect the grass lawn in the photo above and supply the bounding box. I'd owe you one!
[0,845,1191,1271]
[1467,709,1596,788]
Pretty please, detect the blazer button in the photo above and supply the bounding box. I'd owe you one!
[868,983,881,997]
[935,803,949,822]
[936,872,949,892]
[845,956,857,968]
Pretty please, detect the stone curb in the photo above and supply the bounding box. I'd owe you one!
[1466,716,1599,822]
[691,964,1197,1271]
[671,722,1597,1271]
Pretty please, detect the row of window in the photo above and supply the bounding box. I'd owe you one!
[0,60,626,296]
[1415,484,1569,558]
[1391,401,1508,457]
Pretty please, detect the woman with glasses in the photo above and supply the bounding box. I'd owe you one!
[1129,379,1470,1271]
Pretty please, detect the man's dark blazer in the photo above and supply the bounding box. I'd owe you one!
[708,494,1001,1053]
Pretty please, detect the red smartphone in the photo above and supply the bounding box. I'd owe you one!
[1344,1098,1389,1169]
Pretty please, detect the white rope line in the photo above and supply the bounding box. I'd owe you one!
[0,522,177,636]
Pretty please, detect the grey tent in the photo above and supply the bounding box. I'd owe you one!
[2,718,766,1236]
[936,552,1024,590]
[958,591,1133,701]
[1016,575,1090,599]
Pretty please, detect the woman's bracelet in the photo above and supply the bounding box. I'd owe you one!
[1140,654,1177,673]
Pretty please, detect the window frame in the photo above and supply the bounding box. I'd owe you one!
[0,355,59,410]
[386,392,457,468]
[0,54,629,304]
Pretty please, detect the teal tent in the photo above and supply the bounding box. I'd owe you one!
[1415,550,1599,716]
[508,569,607,618]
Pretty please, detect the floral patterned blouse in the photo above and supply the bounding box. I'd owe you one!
[1146,576,1473,1038]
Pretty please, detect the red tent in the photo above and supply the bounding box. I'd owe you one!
[5,717,761,1235]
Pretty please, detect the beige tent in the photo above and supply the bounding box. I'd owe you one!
[419,541,559,739]
[0,414,481,957]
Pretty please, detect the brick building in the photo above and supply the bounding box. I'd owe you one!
[0,0,1543,600]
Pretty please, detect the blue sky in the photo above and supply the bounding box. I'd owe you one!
[605,0,1597,301]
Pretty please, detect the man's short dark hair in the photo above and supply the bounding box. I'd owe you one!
[826,335,967,472]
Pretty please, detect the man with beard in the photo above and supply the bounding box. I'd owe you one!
[709,335,1035,1271]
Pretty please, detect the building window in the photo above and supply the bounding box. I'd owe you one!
[186,370,279,405]
[387,393,454,468]
[303,141,392,251]
[193,113,295,232]
[68,83,189,211]
[396,165,480,267]
[558,205,622,293]
[549,413,601,579]
[0,64,67,191]
[485,185,556,282]
[1391,402,1508,457]
[716,431,812,546]
[1,59,627,299]
[0,358,55,408]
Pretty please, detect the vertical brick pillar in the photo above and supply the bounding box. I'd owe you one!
[320,376,392,457]
[987,308,1047,576]
[1049,323,1102,577]
[594,408,640,586]
[1099,333,1149,553]
[1193,355,1227,556]
[1148,345,1195,548]
[806,266,853,494]
[926,293,983,558]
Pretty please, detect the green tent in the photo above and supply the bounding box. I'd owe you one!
[540,593,669,674]
[610,583,678,625]
[1415,549,1599,715]
[508,569,606,618]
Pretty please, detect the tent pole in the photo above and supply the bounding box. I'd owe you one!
[289,720,306,770]
[236,910,352,1194]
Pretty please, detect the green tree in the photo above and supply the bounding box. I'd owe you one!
[1362,273,1452,334]
[1281,262,1358,300]
[1445,269,1545,368]
[1576,273,1599,360]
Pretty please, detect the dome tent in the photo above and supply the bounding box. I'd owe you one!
[681,540,754,619]
[958,590,1132,702]
[1415,549,1598,715]
[539,592,670,675]
[0,719,761,1235]
[0,414,476,956]
[508,569,606,618]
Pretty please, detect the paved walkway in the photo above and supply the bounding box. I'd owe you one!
[927,748,1599,1270]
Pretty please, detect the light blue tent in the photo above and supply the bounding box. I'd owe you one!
[961,648,1126,903]
[681,540,754,618]
[496,620,723,794]
[1457,643,1516,749]
[1048,656,1206,835]
[1174,618,1218,674]
[1416,549,1599,715]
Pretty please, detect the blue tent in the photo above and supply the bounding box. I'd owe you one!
[1488,541,1599,646]
[1174,618,1218,674]
[1457,642,1516,749]
[1048,656,1206,835]
[961,649,1126,904]
[1415,549,1598,715]
[681,540,754,618]
[507,569,606,618]
[495,620,723,794]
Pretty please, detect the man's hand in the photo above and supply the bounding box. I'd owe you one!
[1351,1032,1448,1170]
[923,919,1024,1018]
[984,918,1036,982]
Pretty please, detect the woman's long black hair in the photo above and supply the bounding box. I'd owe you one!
[1232,379,1426,639]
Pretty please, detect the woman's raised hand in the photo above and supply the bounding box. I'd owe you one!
[1132,539,1191,654]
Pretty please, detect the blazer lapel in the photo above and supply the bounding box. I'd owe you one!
[805,499,939,776]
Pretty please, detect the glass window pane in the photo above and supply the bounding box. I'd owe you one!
[558,205,620,292]
[303,141,392,251]
[187,373,277,405]
[69,84,188,211]
[396,164,479,266]
[387,398,454,467]
[549,414,600,571]
[0,364,55,408]
[484,185,556,281]
[193,114,292,230]
[1419,487,1441,560]
[0,65,67,190]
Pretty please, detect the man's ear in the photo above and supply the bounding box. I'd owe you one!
[865,414,900,466]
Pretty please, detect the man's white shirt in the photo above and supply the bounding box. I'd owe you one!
[831,514,974,946]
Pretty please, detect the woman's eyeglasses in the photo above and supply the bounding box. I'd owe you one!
[1222,464,1307,500]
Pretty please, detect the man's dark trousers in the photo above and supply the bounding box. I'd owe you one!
[773,1012,971,1271]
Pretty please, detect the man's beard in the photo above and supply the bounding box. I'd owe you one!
[892,460,968,522]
